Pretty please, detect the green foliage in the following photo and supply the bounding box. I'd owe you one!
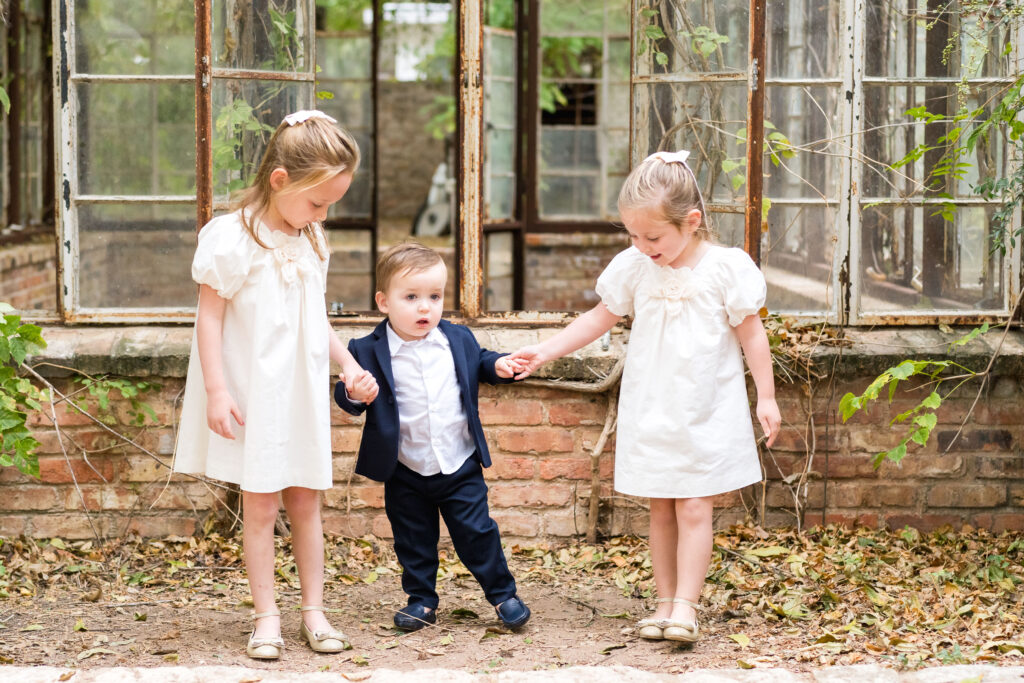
[839,322,992,467]
[0,304,48,479]
[681,25,730,59]
[0,86,10,115]
[213,99,276,194]
[72,377,161,427]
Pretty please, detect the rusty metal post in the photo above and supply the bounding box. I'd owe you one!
[195,0,212,231]
[745,0,767,265]
[457,0,484,317]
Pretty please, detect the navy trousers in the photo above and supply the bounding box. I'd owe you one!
[384,456,517,609]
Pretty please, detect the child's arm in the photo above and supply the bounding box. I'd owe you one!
[507,303,622,379]
[196,284,244,439]
[734,313,781,447]
[329,329,379,404]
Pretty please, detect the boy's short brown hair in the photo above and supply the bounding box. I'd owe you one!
[376,241,444,294]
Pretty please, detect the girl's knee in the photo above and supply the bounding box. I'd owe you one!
[675,497,713,526]
[243,493,280,526]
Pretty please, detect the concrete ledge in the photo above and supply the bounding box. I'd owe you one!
[26,324,1024,382]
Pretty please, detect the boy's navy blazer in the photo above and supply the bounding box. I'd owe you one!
[333,318,513,483]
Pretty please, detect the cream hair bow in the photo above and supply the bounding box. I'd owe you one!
[283,110,337,126]
[650,150,691,165]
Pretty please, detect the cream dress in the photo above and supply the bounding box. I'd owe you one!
[596,245,767,498]
[173,211,334,493]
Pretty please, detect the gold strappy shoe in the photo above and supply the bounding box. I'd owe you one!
[299,606,350,653]
[662,597,701,643]
[246,609,284,660]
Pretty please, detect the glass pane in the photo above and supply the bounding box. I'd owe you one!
[633,0,749,78]
[328,130,373,219]
[539,175,598,217]
[487,80,517,129]
[487,175,515,220]
[326,229,374,312]
[212,79,308,199]
[541,0,605,34]
[379,1,457,277]
[762,204,835,314]
[75,0,194,75]
[632,82,748,203]
[78,83,196,196]
[866,1,1017,79]
[213,0,311,72]
[317,36,371,79]
[709,210,745,249]
[763,86,842,200]
[859,203,1006,313]
[488,129,515,172]
[485,231,514,311]
[78,203,197,308]
[486,0,516,30]
[767,0,841,79]
[541,128,598,170]
[487,30,516,78]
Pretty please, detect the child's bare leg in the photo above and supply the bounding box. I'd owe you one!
[648,497,679,619]
[243,490,282,639]
[671,496,714,623]
[281,487,331,633]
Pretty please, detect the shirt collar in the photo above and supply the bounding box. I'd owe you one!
[385,323,447,357]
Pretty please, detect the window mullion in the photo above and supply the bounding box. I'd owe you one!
[457,0,484,317]
[837,0,863,325]
[195,0,213,230]
[744,0,766,266]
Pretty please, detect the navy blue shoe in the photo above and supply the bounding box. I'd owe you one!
[495,596,531,630]
[394,604,436,631]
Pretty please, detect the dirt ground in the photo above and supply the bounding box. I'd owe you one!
[1,526,1023,676]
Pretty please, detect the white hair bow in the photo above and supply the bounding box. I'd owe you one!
[650,150,691,165]
[283,110,338,126]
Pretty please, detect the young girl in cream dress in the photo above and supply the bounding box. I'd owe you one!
[509,150,781,644]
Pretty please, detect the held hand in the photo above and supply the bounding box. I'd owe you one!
[494,355,521,379]
[505,345,549,380]
[207,389,244,439]
[756,397,782,448]
[343,369,379,404]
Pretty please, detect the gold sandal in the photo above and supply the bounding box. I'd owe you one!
[299,606,350,653]
[636,597,673,640]
[662,597,701,643]
[246,609,284,660]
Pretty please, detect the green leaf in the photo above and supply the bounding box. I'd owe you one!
[0,87,9,115]
[921,391,942,409]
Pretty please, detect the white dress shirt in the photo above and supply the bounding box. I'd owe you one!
[387,324,476,476]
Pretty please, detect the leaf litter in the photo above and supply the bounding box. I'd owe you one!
[0,523,1021,673]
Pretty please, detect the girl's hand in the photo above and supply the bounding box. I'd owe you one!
[505,345,549,380]
[756,397,781,448]
[495,355,522,379]
[342,369,379,404]
[207,389,244,439]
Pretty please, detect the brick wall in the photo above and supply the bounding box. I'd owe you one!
[0,237,58,311]
[1,326,1022,540]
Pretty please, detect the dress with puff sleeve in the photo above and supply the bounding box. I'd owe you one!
[597,245,766,498]
[173,211,334,493]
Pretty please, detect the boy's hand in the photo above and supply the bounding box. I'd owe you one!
[341,369,379,404]
[756,397,781,448]
[505,345,549,380]
[495,355,523,379]
[207,389,244,439]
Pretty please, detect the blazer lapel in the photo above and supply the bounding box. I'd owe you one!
[439,321,471,399]
[372,321,397,394]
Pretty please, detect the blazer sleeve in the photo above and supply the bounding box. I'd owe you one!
[333,339,370,416]
[475,338,516,385]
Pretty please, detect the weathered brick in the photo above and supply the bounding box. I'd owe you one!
[884,513,963,532]
[330,428,362,454]
[548,399,607,426]
[813,454,880,479]
[936,429,1013,452]
[120,455,179,483]
[121,516,197,538]
[975,454,1024,478]
[29,513,105,539]
[803,512,880,529]
[322,511,370,537]
[1010,484,1024,506]
[541,507,584,537]
[926,483,1005,508]
[974,402,1023,426]
[488,483,571,508]
[769,426,841,453]
[329,402,363,426]
[370,513,394,539]
[764,482,824,509]
[538,457,591,481]
[488,456,536,480]
[2,485,58,511]
[489,511,539,537]
[848,427,906,454]
[495,427,574,454]
[0,515,26,537]
[479,398,544,426]
[879,453,963,479]
[38,456,115,484]
[26,400,96,427]
[972,513,1024,533]
[828,482,919,509]
[324,485,384,510]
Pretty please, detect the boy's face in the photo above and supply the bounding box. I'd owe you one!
[375,261,447,342]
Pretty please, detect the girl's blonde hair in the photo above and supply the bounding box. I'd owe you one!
[617,153,713,240]
[234,115,360,260]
